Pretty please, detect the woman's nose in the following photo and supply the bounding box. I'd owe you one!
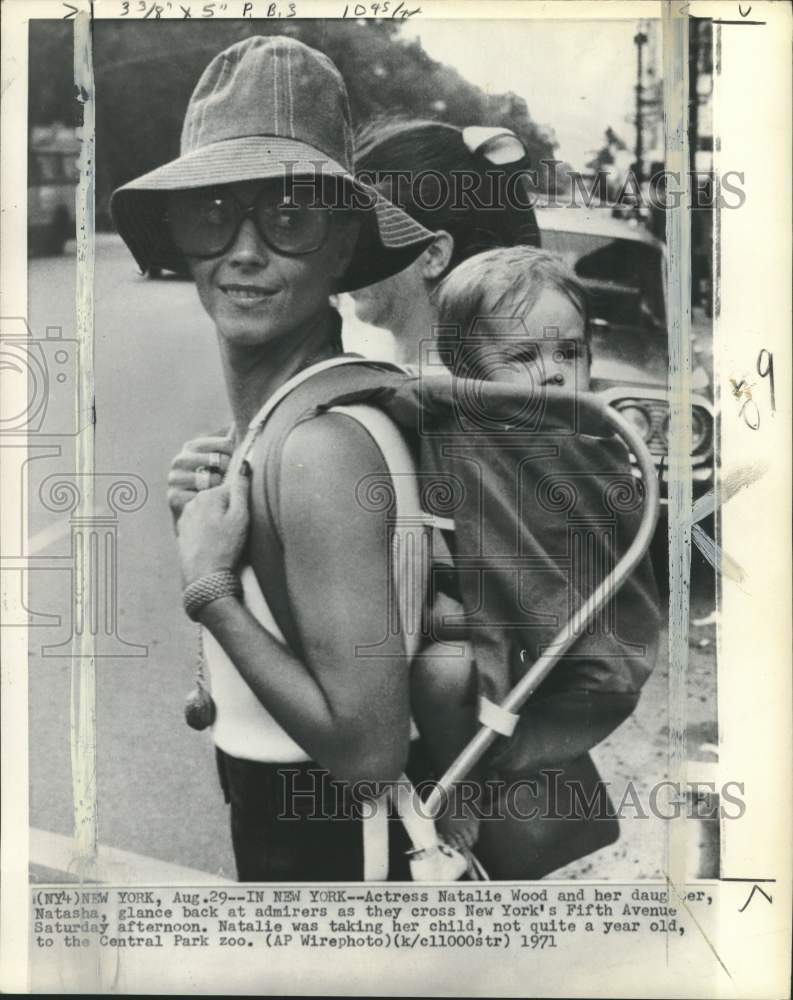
[228,217,270,267]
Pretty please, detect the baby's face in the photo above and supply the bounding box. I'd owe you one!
[467,288,590,392]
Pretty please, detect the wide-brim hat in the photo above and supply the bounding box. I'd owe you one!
[110,35,433,292]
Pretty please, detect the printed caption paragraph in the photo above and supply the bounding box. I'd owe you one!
[32,884,711,952]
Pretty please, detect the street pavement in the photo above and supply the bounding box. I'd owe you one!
[25,235,717,881]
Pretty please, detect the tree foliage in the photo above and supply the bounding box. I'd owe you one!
[29,19,559,225]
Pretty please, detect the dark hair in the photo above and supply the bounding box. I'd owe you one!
[354,119,540,276]
[436,246,591,347]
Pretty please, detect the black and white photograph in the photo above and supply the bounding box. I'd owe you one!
[1,1,791,995]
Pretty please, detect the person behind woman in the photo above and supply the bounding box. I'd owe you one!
[111,35,439,882]
[349,119,541,365]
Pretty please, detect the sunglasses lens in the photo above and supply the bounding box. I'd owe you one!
[166,184,332,258]
[257,189,330,254]
[479,134,527,165]
[167,189,236,257]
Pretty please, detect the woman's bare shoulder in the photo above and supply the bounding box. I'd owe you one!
[280,409,389,487]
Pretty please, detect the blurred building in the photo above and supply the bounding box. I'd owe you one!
[28,124,79,256]
[636,17,713,308]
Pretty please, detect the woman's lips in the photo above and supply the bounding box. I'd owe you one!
[220,283,277,308]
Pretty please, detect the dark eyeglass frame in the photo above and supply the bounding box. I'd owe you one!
[165,185,334,260]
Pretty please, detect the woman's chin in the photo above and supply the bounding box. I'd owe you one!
[216,317,280,348]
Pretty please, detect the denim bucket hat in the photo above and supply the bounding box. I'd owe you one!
[110,35,433,291]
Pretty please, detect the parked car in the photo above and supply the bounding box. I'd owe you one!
[28,125,79,256]
[537,205,715,499]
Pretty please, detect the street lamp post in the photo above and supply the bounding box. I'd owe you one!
[634,30,648,184]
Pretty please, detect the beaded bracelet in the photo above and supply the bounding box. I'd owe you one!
[183,570,243,622]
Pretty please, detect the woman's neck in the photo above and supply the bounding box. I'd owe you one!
[219,309,341,433]
[392,294,439,368]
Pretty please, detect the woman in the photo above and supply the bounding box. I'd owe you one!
[349,119,542,365]
[111,35,438,881]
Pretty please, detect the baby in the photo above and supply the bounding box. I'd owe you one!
[411,246,591,850]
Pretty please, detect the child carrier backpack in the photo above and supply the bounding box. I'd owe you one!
[234,356,661,880]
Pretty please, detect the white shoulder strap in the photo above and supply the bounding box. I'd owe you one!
[330,403,469,882]
[233,356,403,474]
[330,403,427,662]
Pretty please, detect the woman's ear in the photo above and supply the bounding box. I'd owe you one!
[419,230,455,281]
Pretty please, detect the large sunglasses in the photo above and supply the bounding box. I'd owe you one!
[165,184,332,259]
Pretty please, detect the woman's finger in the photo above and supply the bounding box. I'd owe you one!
[167,488,194,514]
[185,436,235,457]
[172,450,229,474]
[168,468,223,490]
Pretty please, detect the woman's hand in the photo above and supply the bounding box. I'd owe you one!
[167,432,235,524]
[176,462,251,584]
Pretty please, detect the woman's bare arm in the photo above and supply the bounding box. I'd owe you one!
[194,413,411,785]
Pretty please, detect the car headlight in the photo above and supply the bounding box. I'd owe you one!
[661,409,708,453]
[690,409,707,452]
[614,402,652,441]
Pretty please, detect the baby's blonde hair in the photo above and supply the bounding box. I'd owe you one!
[435,245,588,340]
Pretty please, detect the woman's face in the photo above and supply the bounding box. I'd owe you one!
[187,181,358,348]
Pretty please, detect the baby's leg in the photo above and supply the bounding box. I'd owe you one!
[411,642,477,755]
[411,642,481,849]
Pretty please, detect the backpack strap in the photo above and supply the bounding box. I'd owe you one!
[232,356,400,476]
[330,403,468,882]
[331,403,428,662]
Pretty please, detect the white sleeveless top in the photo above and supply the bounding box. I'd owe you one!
[203,566,311,762]
[202,357,422,764]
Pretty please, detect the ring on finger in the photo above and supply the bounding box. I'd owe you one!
[194,466,213,491]
[209,452,224,475]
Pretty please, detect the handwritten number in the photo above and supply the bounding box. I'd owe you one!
[756,349,775,412]
[738,399,760,431]
[344,1,420,16]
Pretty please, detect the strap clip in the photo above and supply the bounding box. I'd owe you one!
[478,695,520,737]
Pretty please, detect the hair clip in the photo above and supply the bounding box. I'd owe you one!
[462,126,528,165]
